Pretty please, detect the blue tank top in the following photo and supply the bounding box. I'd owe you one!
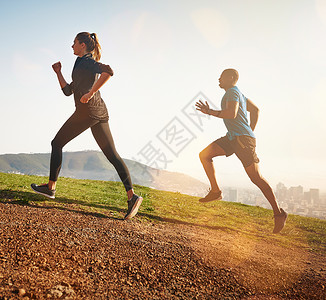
[221,86,255,140]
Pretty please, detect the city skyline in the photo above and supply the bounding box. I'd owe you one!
[223,182,325,220]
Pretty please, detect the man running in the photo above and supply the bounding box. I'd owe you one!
[195,69,287,233]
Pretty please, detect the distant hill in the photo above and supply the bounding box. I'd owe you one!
[0,151,208,196]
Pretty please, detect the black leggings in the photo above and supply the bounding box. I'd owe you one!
[49,110,133,191]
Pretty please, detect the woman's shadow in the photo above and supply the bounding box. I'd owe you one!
[0,189,126,220]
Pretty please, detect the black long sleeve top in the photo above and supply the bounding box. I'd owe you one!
[62,53,114,121]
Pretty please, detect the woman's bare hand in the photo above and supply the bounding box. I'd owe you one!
[80,92,93,103]
[52,62,62,74]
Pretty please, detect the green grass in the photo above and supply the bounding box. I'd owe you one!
[0,172,325,253]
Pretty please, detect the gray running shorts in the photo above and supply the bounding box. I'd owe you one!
[213,135,259,167]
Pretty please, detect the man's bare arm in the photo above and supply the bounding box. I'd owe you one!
[246,99,259,131]
[195,100,239,119]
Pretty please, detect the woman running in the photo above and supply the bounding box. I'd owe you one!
[31,32,142,220]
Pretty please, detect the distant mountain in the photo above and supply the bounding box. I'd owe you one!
[0,151,208,196]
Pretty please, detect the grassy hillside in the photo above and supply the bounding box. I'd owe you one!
[0,172,325,253]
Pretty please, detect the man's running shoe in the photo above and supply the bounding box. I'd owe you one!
[273,208,288,234]
[31,183,56,199]
[124,194,143,220]
[199,190,222,203]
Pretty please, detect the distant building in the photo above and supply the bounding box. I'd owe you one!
[304,191,311,202]
[229,188,238,202]
[276,182,287,201]
[310,188,320,205]
[288,185,304,202]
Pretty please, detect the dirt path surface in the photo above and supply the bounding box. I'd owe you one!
[0,201,325,299]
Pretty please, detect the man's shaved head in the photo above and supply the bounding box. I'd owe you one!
[222,69,239,84]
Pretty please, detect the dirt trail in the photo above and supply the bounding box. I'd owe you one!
[0,201,324,299]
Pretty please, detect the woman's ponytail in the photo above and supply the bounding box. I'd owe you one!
[76,32,102,61]
[90,33,101,62]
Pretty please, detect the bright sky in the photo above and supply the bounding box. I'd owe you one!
[1,0,325,191]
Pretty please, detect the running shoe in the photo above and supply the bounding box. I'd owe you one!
[31,183,56,199]
[124,194,143,220]
[273,208,288,234]
[199,190,222,203]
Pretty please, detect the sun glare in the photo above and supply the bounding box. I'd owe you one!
[316,0,326,26]
[190,8,230,49]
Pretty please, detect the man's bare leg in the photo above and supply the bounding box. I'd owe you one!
[245,163,281,215]
[199,142,226,197]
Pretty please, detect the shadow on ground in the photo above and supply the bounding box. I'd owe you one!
[0,189,233,232]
